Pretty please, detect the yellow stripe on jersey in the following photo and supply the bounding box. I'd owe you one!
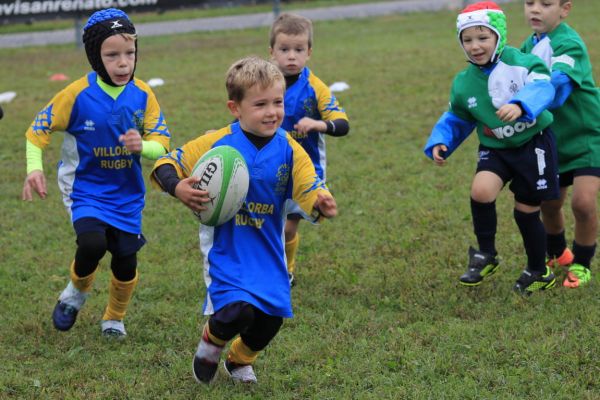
[287,134,331,216]
[133,78,171,151]
[25,76,89,149]
[151,126,233,188]
[307,71,348,122]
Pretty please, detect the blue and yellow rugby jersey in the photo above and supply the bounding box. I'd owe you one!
[151,122,330,318]
[282,67,348,180]
[26,72,170,234]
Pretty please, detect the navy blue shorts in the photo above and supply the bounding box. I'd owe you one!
[476,129,560,206]
[558,167,600,187]
[73,217,146,257]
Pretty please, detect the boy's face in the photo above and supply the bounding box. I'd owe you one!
[524,0,571,35]
[227,81,285,138]
[461,26,498,66]
[270,33,312,76]
[100,34,136,86]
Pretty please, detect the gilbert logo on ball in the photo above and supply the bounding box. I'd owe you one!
[191,145,249,226]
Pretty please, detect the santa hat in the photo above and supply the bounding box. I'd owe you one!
[456,1,506,64]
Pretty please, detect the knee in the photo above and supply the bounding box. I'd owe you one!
[111,253,137,281]
[571,196,596,222]
[76,231,107,259]
[470,187,496,203]
[541,200,562,217]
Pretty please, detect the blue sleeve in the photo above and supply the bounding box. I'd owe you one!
[423,112,476,159]
[509,80,555,122]
[548,70,574,109]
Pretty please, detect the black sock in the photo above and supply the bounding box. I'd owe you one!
[471,198,497,255]
[547,231,567,258]
[514,209,546,273]
[572,241,596,269]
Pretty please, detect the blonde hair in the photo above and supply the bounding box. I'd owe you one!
[269,12,313,48]
[225,56,285,103]
[120,32,137,41]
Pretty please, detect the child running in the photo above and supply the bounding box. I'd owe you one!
[151,56,337,383]
[22,8,171,337]
[520,0,600,288]
[269,13,349,285]
[424,1,559,296]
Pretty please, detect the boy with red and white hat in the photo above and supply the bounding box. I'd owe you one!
[424,1,559,296]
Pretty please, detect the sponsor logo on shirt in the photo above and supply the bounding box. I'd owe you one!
[468,97,477,109]
[84,120,95,131]
[483,119,537,139]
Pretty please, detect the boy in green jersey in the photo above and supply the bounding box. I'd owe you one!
[424,1,560,296]
[521,0,600,288]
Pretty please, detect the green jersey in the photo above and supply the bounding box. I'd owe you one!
[521,23,600,172]
[449,46,553,150]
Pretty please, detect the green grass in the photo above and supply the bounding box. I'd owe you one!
[2,0,600,398]
[0,0,386,34]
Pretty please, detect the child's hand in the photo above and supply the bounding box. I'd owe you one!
[22,170,47,200]
[294,117,327,135]
[496,104,522,123]
[119,129,143,154]
[174,176,211,213]
[314,192,337,218]
[432,144,448,166]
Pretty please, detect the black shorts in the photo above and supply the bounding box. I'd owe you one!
[476,129,560,206]
[558,167,600,187]
[73,217,146,257]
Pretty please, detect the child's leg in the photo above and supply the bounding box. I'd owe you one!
[563,175,600,287]
[541,188,571,261]
[470,171,503,252]
[513,202,556,296]
[72,230,106,288]
[285,216,301,282]
[225,307,283,383]
[101,252,138,336]
[459,171,503,286]
[514,203,546,273]
[193,302,254,384]
[53,230,105,331]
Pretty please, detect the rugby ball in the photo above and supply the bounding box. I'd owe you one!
[191,145,249,226]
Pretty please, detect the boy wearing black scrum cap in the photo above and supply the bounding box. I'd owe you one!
[22,8,171,338]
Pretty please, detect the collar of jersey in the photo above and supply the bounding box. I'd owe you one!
[96,76,126,100]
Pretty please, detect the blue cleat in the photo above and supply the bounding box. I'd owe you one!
[52,301,79,331]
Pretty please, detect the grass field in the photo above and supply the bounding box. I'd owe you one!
[2,1,600,398]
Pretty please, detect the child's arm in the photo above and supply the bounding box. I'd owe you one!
[294,117,349,137]
[118,128,167,160]
[22,87,75,201]
[287,138,337,222]
[306,74,349,137]
[506,79,555,122]
[548,70,574,109]
[424,112,476,161]
[312,192,337,219]
[152,163,211,214]
[22,140,47,200]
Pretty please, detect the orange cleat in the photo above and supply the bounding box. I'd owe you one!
[547,248,574,269]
